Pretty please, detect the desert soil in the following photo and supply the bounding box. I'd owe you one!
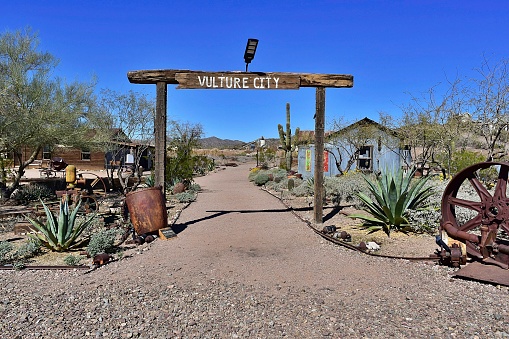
[1,162,509,338]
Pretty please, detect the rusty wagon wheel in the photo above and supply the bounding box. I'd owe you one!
[441,161,509,268]
[76,172,108,196]
[79,195,98,214]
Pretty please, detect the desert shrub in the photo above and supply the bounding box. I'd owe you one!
[12,239,42,260]
[406,208,441,234]
[254,173,270,186]
[188,183,201,193]
[87,228,122,258]
[0,239,42,266]
[193,155,214,176]
[436,149,484,177]
[78,213,106,239]
[64,254,85,266]
[265,179,286,192]
[11,183,55,203]
[272,168,288,183]
[166,155,193,187]
[0,241,14,265]
[291,180,314,197]
[248,167,261,181]
[324,172,366,206]
[174,191,196,203]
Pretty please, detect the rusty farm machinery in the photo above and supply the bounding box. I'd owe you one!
[433,161,509,285]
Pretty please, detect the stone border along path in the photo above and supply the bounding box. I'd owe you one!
[2,162,509,338]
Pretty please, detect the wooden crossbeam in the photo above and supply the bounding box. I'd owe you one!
[127,70,353,88]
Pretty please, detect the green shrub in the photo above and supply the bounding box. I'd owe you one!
[440,149,484,176]
[406,207,441,234]
[254,173,270,186]
[87,228,121,257]
[64,254,85,266]
[248,167,261,179]
[324,173,365,206]
[0,241,14,265]
[291,180,314,197]
[0,239,42,266]
[26,196,97,252]
[188,183,201,193]
[193,155,214,176]
[11,183,55,203]
[175,191,196,203]
[272,168,288,183]
[13,239,42,260]
[349,168,435,237]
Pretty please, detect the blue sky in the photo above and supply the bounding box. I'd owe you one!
[3,1,509,142]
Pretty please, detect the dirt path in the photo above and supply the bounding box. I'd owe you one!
[103,162,377,288]
[2,163,509,338]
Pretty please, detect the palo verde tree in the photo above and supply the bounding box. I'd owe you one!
[381,77,470,176]
[0,28,99,197]
[277,102,300,171]
[467,57,509,162]
[95,89,155,193]
[166,120,204,187]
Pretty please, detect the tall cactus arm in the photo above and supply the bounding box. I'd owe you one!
[278,124,288,151]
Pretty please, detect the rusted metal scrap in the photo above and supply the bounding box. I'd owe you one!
[438,161,509,285]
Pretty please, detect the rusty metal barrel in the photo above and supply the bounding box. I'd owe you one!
[125,186,168,235]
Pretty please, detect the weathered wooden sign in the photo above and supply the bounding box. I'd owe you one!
[175,72,300,89]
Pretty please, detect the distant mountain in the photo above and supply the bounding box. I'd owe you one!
[199,136,247,149]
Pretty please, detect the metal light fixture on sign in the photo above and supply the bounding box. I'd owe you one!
[244,38,259,72]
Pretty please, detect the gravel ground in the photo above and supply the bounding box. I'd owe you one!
[1,163,509,338]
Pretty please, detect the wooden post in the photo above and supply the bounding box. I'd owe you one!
[314,87,326,225]
[155,82,167,195]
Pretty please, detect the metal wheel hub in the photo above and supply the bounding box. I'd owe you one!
[440,162,509,269]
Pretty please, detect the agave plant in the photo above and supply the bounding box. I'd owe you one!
[26,195,96,252]
[349,168,435,237]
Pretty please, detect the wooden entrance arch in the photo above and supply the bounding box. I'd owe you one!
[127,69,354,224]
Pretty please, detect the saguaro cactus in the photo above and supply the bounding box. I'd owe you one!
[278,103,300,170]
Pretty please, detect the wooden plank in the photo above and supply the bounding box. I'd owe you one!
[314,87,326,225]
[175,72,300,89]
[155,82,167,195]
[128,69,353,88]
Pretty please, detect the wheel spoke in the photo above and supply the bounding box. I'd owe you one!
[458,212,483,232]
[493,165,509,200]
[448,196,483,213]
[468,176,492,202]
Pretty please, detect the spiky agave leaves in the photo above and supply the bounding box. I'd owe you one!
[349,168,435,237]
[26,195,96,252]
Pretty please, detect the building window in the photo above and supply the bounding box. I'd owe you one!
[81,149,91,161]
[357,145,373,171]
[42,145,51,160]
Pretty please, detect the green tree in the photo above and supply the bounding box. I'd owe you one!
[166,121,203,186]
[468,57,509,162]
[382,78,468,175]
[0,28,98,197]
